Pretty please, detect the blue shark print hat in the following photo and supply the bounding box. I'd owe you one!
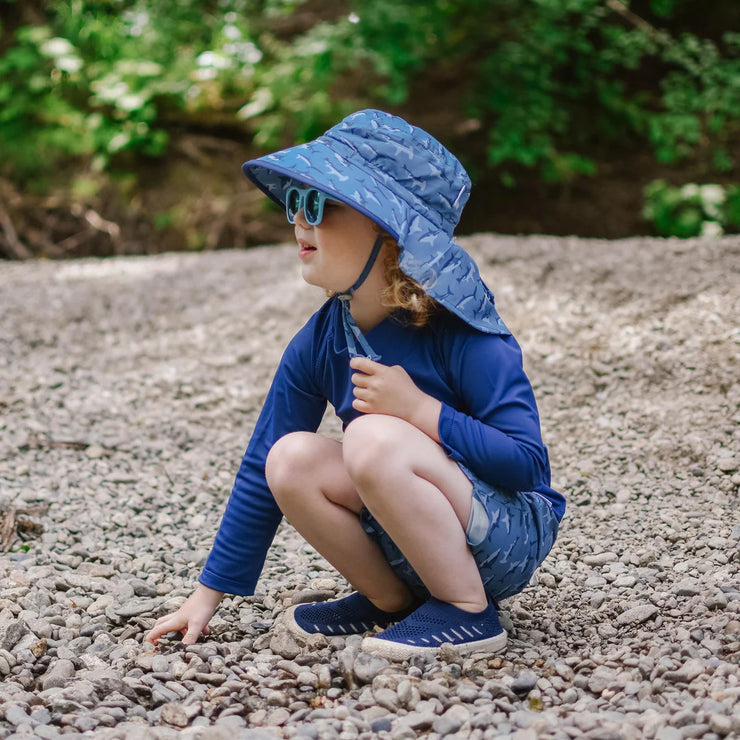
[242,109,509,336]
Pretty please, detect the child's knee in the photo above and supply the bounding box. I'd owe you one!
[265,432,315,495]
[343,414,403,488]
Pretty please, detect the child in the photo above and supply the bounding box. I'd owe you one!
[147,110,565,659]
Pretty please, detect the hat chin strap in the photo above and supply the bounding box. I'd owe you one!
[337,235,384,361]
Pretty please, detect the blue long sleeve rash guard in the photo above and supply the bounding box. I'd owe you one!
[199,298,565,596]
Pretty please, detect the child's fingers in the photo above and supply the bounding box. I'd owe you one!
[352,384,370,401]
[146,615,180,644]
[182,624,202,645]
[351,372,371,388]
[349,356,381,374]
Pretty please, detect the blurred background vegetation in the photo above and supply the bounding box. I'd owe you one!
[0,0,738,259]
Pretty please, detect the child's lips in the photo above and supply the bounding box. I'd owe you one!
[298,240,317,259]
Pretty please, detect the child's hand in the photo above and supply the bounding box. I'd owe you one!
[146,584,224,646]
[350,357,442,441]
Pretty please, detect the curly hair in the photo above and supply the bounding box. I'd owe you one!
[379,234,439,327]
[325,230,440,326]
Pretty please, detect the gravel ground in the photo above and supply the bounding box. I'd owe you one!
[0,234,739,740]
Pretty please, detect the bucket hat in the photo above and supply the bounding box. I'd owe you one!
[242,109,509,337]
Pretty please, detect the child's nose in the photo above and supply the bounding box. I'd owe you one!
[293,208,310,228]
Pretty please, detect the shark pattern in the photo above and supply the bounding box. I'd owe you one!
[242,109,509,336]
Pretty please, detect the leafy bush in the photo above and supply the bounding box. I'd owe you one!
[0,0,738,193]
[643,180,740,237]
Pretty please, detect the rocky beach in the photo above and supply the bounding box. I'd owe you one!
[1,234,738,739]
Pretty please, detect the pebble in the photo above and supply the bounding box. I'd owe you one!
[510,671,538,694]
[1,239,739,739]
[160,703,189,728]
[616,604,660,626]
[432,704,470,736]
[717,457,738,473]
[353,652,389,684]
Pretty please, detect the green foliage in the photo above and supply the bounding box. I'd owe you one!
[643,180,740,237]
[0,0,738,198]
[0,0,271,177]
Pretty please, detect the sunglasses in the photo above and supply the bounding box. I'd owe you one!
[285,186,332,226]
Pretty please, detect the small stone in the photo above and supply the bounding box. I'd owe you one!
[616,604,659,626]
[295,723,320,739]
[291,590,335,605]
[30,707,52,725]
[371,717,393,733]
[266,690,289,707]
[114,599,158,618]
[4,704,30,726]
[295,671,318,689]
[41,658,76,690]
[438,643,463,664]
[662,658,705,684]
[160,703,189,728]
[30,638,47,658]
[432,704,470,736]
[403,711,436,730]
[587,666,615,695]
[511,671,538,694]
[717,457,738,473]
[266,707,290,726]
[0,620,28,651]
[354,651,389,684]
[673,579,701,597]
[613,575,636,588]
[562,688,579,703]
[705,591,728,610]
[240,730,278,739]
[709,714,732,736]
[590,591,607,608]
[269,631,301,659]
[583,552,618,566]
[304,633,329,651]
[373,687,400,712]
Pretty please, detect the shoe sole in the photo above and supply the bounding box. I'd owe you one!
[283,605,313,640]
[283,605,376,640]
[360,630,507,661]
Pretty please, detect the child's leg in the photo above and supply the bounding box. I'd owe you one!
[343,414,488,613]
[265,432,414,611]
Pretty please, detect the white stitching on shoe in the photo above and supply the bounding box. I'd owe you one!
[461,626,475,638]
[450,628,463,640]
[472,626,483,635]
[441,631,452,642]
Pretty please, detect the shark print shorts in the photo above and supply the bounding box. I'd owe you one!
[360,464,559,602]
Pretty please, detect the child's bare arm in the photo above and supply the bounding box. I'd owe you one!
[349,357,442,441]
[146,583,224,646]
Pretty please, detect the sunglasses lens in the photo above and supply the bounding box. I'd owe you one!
[305,189,322,224]
[286,189,301,221]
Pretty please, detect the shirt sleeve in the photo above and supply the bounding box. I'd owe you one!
[199,326,327,595]
[437,331,550,492]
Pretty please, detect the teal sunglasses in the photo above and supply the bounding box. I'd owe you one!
[285,186,331,226]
